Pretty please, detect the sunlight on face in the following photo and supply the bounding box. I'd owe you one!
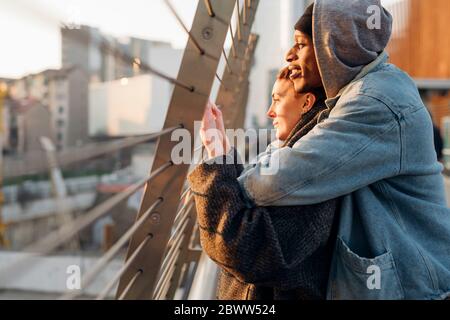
[267,79,309,141]
[285,30,322,94]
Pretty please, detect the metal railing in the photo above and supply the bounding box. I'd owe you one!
[114,0,259,300]
[3,127,180,179]
[0,0,260,300]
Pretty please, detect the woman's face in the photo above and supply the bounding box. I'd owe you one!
[267,79,313,141]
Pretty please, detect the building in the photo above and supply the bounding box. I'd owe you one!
[61,25,173,83]
[89,46,183,137]
[89,74,172,137]
[1,98,11,152]
[61,25,185,139]
[8,67,89,151]
[2,93,54,154]
[2,24,182,154]
[0,81,11,151]
[15,103,54,154]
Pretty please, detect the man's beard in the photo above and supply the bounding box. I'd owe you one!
[295,81,324,97]
[295,83,314,94]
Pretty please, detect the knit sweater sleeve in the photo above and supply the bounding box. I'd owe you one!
[187,149,337,288]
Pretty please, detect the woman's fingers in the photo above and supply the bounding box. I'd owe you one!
[209,102,225,132]
[214,110,225,133]
[201,102,216,130]
[209,102,231,155]
[200,102,218,146]
[203,101,224,138]
[200,125,225,158]
[211,104,222,119]
[200,100,231,159]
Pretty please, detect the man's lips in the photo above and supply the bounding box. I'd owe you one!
[289,66,302,80]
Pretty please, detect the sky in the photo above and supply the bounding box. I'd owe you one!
[0,0,197,78]
[0,0,402,79]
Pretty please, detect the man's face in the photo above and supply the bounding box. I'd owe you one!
[285,30,322,93]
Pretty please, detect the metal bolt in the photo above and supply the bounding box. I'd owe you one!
[150,213,161,225]
[202,27,213,40]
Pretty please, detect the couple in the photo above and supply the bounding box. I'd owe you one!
[188,0,450,300]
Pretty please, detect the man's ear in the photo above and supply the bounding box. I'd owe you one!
[302,93,316,114]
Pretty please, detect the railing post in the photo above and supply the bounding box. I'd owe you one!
[216,0,260,129]
[158,3,261,300]
[162,205,198,300]
[181,33,259,300]
[229,33,259,129]
[117,0,237,300]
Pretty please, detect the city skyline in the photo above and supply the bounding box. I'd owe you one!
[0,0,400,79]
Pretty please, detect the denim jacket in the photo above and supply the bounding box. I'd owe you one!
[237,52,450,300]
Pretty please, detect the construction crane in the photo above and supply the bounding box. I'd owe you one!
[0,81,9,248]
[40,136,80,251]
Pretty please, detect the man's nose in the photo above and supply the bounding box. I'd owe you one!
[285,47,297,63]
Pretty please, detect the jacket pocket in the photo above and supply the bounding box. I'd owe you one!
[329,237,405,300]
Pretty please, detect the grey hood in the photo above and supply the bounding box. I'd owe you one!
[313,0,393,98]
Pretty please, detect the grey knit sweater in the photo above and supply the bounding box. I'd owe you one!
[188,105,339,300]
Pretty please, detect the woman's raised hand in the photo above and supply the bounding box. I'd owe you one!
[200,100,231,159]
[210,102,231,155]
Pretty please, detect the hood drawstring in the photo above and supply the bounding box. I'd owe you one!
[317,107,332,124]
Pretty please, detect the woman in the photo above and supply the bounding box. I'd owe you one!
[187,68,340,300]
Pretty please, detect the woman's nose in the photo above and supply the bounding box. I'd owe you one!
[267,105,276,118]
[285,47,297,63]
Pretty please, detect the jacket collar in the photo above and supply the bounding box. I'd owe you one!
[325,51,389,109]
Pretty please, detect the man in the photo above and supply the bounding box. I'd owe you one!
[236,0,450,299]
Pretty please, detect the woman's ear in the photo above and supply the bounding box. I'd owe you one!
[302,93,316,114]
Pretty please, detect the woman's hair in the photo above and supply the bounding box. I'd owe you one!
[277,67,326,103]
[277,67,293,81]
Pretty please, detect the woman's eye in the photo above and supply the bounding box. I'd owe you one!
[297,43,305,49]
